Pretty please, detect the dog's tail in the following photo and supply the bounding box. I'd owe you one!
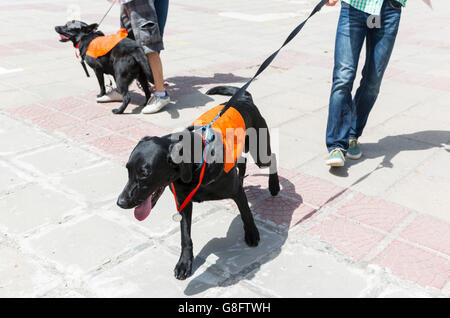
[132,48,154,84]
[206,86,253,102]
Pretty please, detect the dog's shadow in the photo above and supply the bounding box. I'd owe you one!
[127,73,250,117]
[183,175,311,296]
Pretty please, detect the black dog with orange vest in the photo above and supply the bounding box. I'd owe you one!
[55,21,154,114]
[117,86,280,280]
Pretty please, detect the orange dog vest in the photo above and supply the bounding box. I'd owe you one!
[193,105,246,173]
[86,28,128,58]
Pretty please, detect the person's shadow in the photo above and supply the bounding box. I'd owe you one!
[127,73,250,117]
[329,130,450,182]
[183,174,318,296]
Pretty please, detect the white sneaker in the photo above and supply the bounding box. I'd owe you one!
[142,94,170,114]
[96,89,123,103]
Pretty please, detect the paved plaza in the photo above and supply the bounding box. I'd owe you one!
[0,0,449,297]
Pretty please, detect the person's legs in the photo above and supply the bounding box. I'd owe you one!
[147,52,165,93]
[326,4,368,155]
[350,0,402,139]
[154,0,169,37]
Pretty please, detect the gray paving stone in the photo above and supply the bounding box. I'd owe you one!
[0,115,56,155]
[165,211,286,276]
[384,170,450,222]
[103,189,219,238]
[0,245,60,297]
[59,162,127,203]
[0,161,27,193]
[16,144,100,176]
[245,243,369,297]
[0,183,79,235]
[87,245,224,297]
[26,215,147,272]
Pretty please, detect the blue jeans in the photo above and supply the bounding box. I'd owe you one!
[154,0,169,37]
[326,0,402,153]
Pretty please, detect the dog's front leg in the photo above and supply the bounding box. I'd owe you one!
[94,70,106,97]
[174,202,193,280]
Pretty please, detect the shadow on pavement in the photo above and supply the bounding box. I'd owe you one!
[329,130,450,182]
[128,73,249,118]
[183,175,317,296]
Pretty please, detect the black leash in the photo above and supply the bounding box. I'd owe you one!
[78,0,117,78]
[97,0,117,29]
[220,0,328,115]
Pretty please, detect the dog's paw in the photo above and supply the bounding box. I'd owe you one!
[269,175,280,197]
[174,259,193,280]
[245,227,260,247]
[112,108,123,114]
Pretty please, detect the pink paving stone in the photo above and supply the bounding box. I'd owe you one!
[120,123,171,141]
[389,71,436,86]
[373,240,450,290]
[243,184,271,207]
[245,164,299,187]
[66,104,109,121]
[88,135,136,155]
[336,193,410,232]
[41,96,86,111]
[383,67,406,80]
[8,41,44,51]
[400,215,450,256]
[89,116,144,131]
[31,112,79,131]
[283,173,347,208]
[75,90,100,102]
[4,104,48,120]
[423,76,450,92]
[113,152,131,166]
[308,216,384,260]
[56,122,110,142]
[252,195,317,228]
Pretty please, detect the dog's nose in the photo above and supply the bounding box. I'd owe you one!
[117,196,128,209]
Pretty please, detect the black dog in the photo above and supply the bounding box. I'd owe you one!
[117,86,280,280]
[55,21,153,114]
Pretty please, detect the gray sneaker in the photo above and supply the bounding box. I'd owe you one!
[96,89,123,103]
[142,94,170,114]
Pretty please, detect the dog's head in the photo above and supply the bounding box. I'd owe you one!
[117,135,194,221]
[54,20,98,47]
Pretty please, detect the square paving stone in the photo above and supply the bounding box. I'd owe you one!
[26,215,147,272]
[87,245,224,297]
[0,245,60,297]
[59,162,127,203]
[245,243,369,297]
[0,115,56,155]
[0,183,79,234]
[166,211,286,275]
[16,144,100,175]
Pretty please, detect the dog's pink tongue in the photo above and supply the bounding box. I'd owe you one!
[134,196,152,221]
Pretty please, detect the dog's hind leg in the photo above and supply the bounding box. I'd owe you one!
[94,69,106,97]
[233,185,260,247]
[249,123,280,196]
[112,75,131,114]
[137,72,151,106]
[237,156,247,183]
[174,202,194,280]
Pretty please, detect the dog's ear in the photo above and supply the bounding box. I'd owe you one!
[168,142,193,183]
[82,23,98,33]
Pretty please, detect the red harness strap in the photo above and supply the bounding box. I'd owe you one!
[170,135,207,213]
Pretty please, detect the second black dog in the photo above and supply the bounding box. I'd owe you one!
[55,21,154,114]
